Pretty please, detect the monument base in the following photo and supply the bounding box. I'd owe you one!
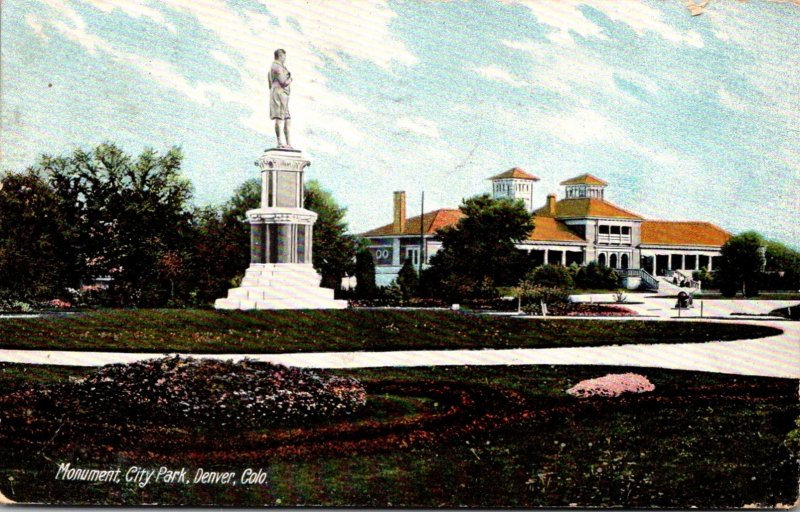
[214,264,348,310]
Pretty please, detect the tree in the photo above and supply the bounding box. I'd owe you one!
[425,194,533,300]
[0,170,71,302]
[717,231,766,297]
[764,240,800,291]
[304,180,356,291]
[354,248,377,299]
[187,179,259,305]
[396,258,419,302]
[39,143,193,306]
[527,264,574,289]
[574,262,620,290]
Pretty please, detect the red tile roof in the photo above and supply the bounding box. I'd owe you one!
[560,173,608,186]
[533,198,643,220]
[527,216,586,243]
[489,167,540,181]
[360,209,465,236]
[641,221,731,247]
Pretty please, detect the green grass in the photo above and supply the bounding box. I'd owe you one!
[0,309,781,353]
[0,362,796,507]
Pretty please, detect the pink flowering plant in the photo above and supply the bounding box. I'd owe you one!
[64,356,367,429]
[566,373,655,398]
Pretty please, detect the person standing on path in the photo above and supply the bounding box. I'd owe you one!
[270,48,292,148]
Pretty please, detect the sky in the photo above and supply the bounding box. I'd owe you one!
[1,0,798,247]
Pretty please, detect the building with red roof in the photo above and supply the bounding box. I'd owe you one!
[360,170,731,288]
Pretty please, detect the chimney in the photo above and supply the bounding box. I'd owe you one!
[547,193,557,215]
[393,191,407,234]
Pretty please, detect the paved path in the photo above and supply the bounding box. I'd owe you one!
[0,317,797,378]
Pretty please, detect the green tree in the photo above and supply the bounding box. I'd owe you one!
[304,180,355,291]
[764,240,800,291]
[354,248,377,300]
[717,231,766,297]
[527,264,574,289]
[40,143,193,306]
[396,258,419,302]
[574,262,620,290]
[425,194,533,301]
[0,170,71,302]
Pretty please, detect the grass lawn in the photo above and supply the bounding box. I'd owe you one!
[0,309,781,353]
[0,362,796,507]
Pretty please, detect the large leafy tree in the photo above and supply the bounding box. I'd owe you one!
[304,180,355,290]
[717,231,766,297]
[39,143,193,306]
[188,179,258,304]
[764,240,800,291]
[424,194,533,300]
[0,171,71,301]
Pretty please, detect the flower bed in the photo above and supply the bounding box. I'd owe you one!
[566,373,655,398]
[58,356,367,429]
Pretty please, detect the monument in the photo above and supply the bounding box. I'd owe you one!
[214,50,347,310]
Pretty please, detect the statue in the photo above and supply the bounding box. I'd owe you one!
[270,48,292,148]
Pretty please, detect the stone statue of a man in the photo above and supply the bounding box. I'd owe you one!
[270,48,292,148]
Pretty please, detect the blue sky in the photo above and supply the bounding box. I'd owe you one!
[1,0,798,247]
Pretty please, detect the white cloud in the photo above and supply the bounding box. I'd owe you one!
[507,1,704,47]
[472,65,528,88]
[396,117,440,139]
[81,0,178,33]
[538,107,632,146]
[25,14,50,42]
[27,0,417,150]
[502,39,616,96]
[210,50,235,68]
[717,87,746,112]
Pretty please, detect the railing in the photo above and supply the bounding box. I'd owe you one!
[597,234,631,245]
[613,268,659,291]
[640,269,659,291]
[664,269,701,291]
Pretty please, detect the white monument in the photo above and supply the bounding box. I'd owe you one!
[214,148,347,309]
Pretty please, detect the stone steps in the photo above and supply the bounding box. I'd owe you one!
[214,263,348,310]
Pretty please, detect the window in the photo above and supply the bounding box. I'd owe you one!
[610,226,621,235]
[405,246,420,266]
[622,226,631,235]
[599,225,610,234]
[598,253,607,266]
[610,254,618,268]
[621,254,629,269]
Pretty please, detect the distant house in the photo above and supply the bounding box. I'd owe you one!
[360,169,731,288]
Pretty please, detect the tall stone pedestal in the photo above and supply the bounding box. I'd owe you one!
[215,148,347,310]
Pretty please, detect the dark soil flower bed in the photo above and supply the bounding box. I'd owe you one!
[4,357,366,431]
[0,364,796,507]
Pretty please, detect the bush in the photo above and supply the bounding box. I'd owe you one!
[62,356,367,429]
[575,262,620,290]
[397,258,419,302]
[518,285,571,315]
[526,264,574,289]
[566,373,655,398]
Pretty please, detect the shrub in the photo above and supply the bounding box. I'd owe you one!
[526,264,574,289]
[566,373,655,398]
[518,285,571,315]
[62,356,367,429]
[397,258,419,302]
[575,262,620,290]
